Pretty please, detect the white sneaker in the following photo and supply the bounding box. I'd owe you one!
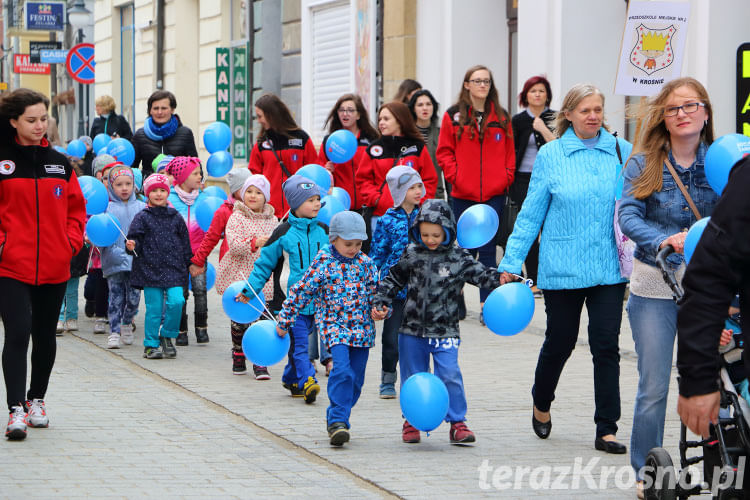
[94,318,108,334]
[5,406,27,440]
[65,319,78,332]
[107,333,121,349]
[56,321,64,335]
[26,399,49,428]
[120,324,134,345]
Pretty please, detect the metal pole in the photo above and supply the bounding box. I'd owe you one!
[76,29,84,137]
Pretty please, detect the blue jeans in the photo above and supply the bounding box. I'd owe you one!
[381,298,405,374]
[399,334,467,423]
[326,344,369,427]
[143,287,184,348]
[282,314,316,387]
[627,293,678,480]
[58,277,80,321]
[451,195,505,303]
[107,272,141,334]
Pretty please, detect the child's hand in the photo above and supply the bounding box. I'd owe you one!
[234,292,250,304]
[276,325,287,337]
[256,236,269,248]
[125,239,136,251]
[720,329,733,347]
[499,272,516,285]
[324,161,335,173]
[371,306,388,321]
[189,264,204,277]
[84,234,91,245]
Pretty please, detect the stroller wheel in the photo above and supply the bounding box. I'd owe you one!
[644,448,677,500]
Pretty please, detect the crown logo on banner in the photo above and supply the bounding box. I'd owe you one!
[641,31,668,52]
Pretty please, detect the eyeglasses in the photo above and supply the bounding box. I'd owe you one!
[663,102,705,117]
[338,108,357,114]
[468,79,491,86]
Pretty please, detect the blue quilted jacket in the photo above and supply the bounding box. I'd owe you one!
[498,127,632,289]
[369,206,418,300]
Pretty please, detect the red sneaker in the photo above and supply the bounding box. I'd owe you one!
[402,420,420,443]
[449,421,476,443]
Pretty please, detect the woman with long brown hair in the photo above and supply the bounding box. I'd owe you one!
[248,94,318,216]
[618,77,718,498]
[436,65,515,321]
[318,94,379,210]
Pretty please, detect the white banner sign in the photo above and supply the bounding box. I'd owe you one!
[615,1,690,97]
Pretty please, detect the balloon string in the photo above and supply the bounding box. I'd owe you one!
[239,272,278,324]
[106,213,137,257]
[509,273,533,288]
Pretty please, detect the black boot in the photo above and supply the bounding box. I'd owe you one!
[195,327,209,344]
[175,331,188,346]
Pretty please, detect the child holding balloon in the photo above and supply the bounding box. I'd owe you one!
[369,166,424,399]
[165,156,211,346]
[100,165,146,349]
[125,174,191,359]
[240,174,328,403]
[215,174,279,378]
[372,199,502,444]
[276,211,384,446]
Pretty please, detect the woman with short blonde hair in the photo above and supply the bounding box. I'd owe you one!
[90,94,133,142]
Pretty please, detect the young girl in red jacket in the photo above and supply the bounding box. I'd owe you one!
[436,65,515,323]
[356,102,437,228]
[318,94,379,210]
[248,94,318,217]
[0,89,87,440]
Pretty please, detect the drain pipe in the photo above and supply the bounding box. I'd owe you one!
[155,0,165,88]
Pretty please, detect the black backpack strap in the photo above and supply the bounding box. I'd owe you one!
[268,139,292,178]
[613,131,623,164]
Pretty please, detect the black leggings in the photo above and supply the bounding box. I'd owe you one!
[0,278,66,410]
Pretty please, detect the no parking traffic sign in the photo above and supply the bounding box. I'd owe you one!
[66,43,95,85]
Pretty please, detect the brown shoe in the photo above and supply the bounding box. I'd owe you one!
[402,420,420,443]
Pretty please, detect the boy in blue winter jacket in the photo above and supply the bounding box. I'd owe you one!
[241,174,329,403]
[369,166,424,398]
[101,166,146,349]
[276,211,384,446]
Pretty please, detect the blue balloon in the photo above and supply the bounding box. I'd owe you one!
[484,282,535,336]
[330,187,352,210]
[97,146,109,156]
[684,217,710,264]
[189,262,216,291]
[195,196,225,231]
[222,281,265,324]
[456,204,499,249]
[86,213,122,247]
[317,195,346,226]
[67,139,87,159]
[107,138,136,166]
[296,164,332,194]
[53,145,67,154]
[92,133,111,153]
[203,185,228,201]
[705,134,750,195]
[132,168,143,191]
[203,121,232,153]
[78,176,109,215]
[242,319,290,367]
[206,151,234,177]
[399,372,449,432]
[326,129,358,163]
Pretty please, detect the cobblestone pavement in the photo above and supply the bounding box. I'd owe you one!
[0,250,688,499]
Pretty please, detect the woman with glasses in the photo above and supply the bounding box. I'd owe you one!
[408,89,446,200]
[618,77,718,498]
[318,94,380,210]
[510,76,557,297]
[436,65,515,323]
[249,94,318,216]
[356,102,437,232]
[499,83,632,454]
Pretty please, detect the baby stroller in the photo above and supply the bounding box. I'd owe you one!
[644,246,750,500]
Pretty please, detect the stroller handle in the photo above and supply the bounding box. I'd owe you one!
[655,245,684,302]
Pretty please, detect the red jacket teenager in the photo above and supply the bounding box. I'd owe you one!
[248,129,317,216]
[355,135,437,217]
[0,138,86,285]
[317,132,373,210]
[436,102,515,202]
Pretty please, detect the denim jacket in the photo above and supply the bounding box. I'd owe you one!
[618,143,718,269]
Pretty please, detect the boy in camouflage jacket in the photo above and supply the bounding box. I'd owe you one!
[373,199,502,444]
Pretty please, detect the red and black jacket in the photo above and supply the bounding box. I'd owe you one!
[355,135,437,217]
[249,129,318,216]
[317,132,374,210]
[436,103,516,202]
[0,138,86,285]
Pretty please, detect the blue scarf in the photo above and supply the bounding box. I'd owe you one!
[143,116,179,142]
